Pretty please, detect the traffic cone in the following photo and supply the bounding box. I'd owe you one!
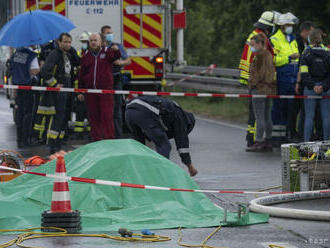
[41,156,81,233]
[50,156,71,212]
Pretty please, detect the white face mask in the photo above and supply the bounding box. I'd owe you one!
[285,26,293,35]
[81,43,88,50]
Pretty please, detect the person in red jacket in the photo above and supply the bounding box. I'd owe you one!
[78,33,121,141]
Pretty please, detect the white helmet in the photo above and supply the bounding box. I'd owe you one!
[79,31,91,42]
[277,12,299,26]
[257,11,281,27]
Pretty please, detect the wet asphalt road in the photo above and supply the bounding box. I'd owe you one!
[0,91,329,248]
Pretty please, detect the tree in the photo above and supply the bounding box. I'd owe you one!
[182,0,330,68]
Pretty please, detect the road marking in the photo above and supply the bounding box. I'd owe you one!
[196,116,245,131]
[260,242,298,248]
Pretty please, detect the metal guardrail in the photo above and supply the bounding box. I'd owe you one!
[165,65,248,94]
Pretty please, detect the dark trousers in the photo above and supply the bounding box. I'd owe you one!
[16,90,33,144]
[86,93,114,141]
[48,92,68,152]
[287,98,304,139]
[246,97,256,147]
[272,81,295,144]
[113,74,123,138]
[125,108,171,158]
[314,101,323,140]
[74,97,88,133]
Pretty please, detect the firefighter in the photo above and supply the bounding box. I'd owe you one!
[77,31,91,57]
[37,33,80,153]
[101,25,131,138]
[125,95,198,177]
[270,13,299,145]
[9,46,40,148]
[32,40,59,145]
[39,40,58,68]
[73,31,91,139]
[239,11,279,150]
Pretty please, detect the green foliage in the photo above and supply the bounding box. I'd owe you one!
[181,0,330,68]
[168,87,249,123]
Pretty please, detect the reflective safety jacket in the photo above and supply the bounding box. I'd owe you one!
[9,47,37,86]
[270,29,299,84]
[239,29,274,85]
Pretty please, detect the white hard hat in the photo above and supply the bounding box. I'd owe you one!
[257,11,281,27]
[277,12,299,25]
[79,31,91,41]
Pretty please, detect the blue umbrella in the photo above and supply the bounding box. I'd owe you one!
[0,10,75,48]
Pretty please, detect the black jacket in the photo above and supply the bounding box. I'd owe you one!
[300,46,330,91]
[41,47,80,87]
[127,96,195,165]
[39,41,58,63]
[296,33,307,55]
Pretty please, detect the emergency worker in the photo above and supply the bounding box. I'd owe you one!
[39,40,58,68]
[101,25,131,138]
[125,95,198,177]
[32,40,59,144]
[270,12,299,145]
[239,11,279,150]
[292,21,315,142]
[38,33,80,153]
[74,31,91,138]
[300,28,330,141]
[9,46,40,148]
[78,31,91,57]
[78,33,121,141]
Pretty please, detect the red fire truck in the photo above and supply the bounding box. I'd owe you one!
[23,0,173,89]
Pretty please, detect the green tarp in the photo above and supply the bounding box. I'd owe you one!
[0,139,268,231]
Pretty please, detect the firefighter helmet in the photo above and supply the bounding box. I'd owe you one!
[277,12,299,26]
[79,31,91,42]
[257,11,281,27]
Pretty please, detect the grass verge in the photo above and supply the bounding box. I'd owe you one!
[167,87,249,124]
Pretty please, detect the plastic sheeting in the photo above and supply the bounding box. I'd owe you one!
[0,139,268,231]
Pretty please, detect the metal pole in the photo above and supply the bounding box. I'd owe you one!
[176,0,184,65]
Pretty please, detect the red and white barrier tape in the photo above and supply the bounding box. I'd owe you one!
[1,166,329,195]
[1,84,329,99]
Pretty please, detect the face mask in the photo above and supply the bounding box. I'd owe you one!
[250,46,258,53]
[285,26,293,35]
[105,33,114,42]
[81,43,88,50]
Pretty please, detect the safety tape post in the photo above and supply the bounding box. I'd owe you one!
[2,84,330,99]
[1,166,330,195]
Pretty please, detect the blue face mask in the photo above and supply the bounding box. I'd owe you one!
[250,46,258,53]
[105,33,114,43]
